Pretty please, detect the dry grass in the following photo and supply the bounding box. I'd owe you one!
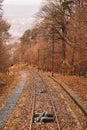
[0,63,28,109]
[39,71,87,103]
[9,63,28,71]
[55,74,87,102]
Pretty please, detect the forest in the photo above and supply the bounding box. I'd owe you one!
[0,0,87,77]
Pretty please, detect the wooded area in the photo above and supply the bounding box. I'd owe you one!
[0,0,87,77]
[13,0,87,77]
[0,0,10,73]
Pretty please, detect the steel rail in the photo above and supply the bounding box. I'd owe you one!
[48,94,61,130]
[38,74,61,130]
[29,77,36,130]
[30,70,61,130]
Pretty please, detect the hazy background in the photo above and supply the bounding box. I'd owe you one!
[3,0,42,37]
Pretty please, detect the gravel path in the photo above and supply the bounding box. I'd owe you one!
[0,72,26,130]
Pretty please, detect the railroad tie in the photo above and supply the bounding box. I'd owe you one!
[37,89,47,94]
[34,112,54,123]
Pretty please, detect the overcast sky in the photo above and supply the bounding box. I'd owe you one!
[3,0,42,5]
[3,0,43,37]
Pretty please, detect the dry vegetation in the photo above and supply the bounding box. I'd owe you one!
[11,0,87,113]
[0,69,20,109]
[0,63,28,110]
[0,0,86,107]
[12,0,87,77]
[55,74,87,103]
[40,71,87,103]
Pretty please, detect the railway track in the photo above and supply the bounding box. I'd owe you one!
[42,75,87,129]
[1,70,84,129]
[28,70,85,130]
[29,71,61,130]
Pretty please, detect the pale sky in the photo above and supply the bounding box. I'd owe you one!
[3,0,42,5]
[3,0,43,37]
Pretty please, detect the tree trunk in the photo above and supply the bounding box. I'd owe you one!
[62,28,66,60]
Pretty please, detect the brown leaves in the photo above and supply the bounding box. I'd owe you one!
[55,74,87,102]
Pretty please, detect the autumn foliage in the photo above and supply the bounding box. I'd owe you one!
[0,0,11,73]
[13,0,87,77]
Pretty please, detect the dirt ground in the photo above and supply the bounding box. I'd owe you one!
[41,71,87,103]
[55,74,87,102]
